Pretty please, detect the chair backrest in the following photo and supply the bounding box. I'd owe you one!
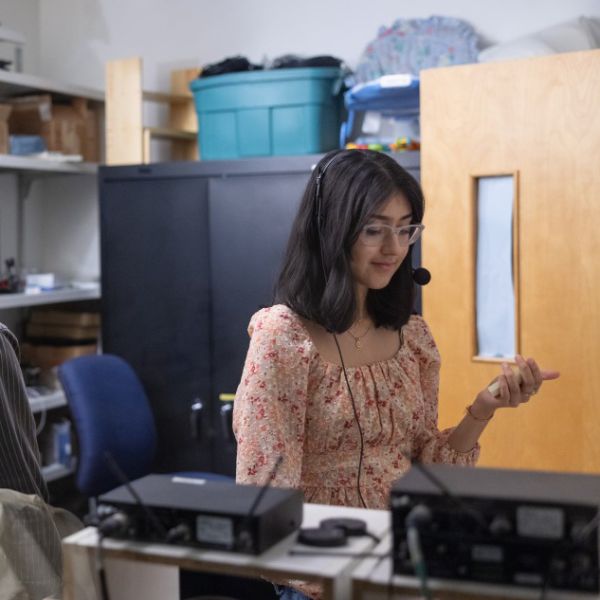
[58,354,157,497]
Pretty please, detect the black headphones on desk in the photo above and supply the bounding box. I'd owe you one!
[298,517,378,547]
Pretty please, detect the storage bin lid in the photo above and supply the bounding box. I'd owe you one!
[190,66,343,92]
[344,74,419,115]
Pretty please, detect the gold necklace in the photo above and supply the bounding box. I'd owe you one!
[346,321,372,349]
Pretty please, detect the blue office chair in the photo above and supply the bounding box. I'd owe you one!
[58,354,231,502]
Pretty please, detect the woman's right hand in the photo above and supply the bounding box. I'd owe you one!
[469,355,560,420]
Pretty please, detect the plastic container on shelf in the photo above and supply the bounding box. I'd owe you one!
[190,67,344,160]
[340,74,421,150]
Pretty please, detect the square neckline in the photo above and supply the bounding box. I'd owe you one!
[283,305,408,370]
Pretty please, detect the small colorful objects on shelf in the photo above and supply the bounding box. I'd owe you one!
[345,137,420,153]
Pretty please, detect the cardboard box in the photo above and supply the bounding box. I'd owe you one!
[26,322,100,341]
[21,342,97,369]
[30,309,101,327]
[0,103,12,154]
[7,94,99,161]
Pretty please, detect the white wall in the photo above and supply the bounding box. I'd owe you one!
[0,1,43,295]
[0,0,39,73]
[3,1,600,282]
[38,0,600,90]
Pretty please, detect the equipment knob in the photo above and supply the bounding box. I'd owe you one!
[571,552,592,574]
[166,523,192,543]
[489,515,512,536]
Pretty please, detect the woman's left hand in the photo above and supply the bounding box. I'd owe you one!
[469,355,560,420]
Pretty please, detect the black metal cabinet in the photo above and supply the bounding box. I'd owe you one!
[100,175,212,472]
[99,153,420,476]
[207,172,309,472]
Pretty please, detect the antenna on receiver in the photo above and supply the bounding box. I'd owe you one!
[238,456,284,551]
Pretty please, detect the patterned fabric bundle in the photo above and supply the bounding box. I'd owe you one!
[353,15,479,84]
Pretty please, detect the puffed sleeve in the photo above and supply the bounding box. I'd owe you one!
[409,317,480,466]
[233,306,311,490]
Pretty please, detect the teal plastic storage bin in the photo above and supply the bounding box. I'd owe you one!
[190,67,343,159]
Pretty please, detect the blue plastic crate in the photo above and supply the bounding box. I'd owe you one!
[340,74,420,148]
[190,67,343,160]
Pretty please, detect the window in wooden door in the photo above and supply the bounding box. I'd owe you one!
[474,174,520,361]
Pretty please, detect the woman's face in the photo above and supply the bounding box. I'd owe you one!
[350,193,413,294]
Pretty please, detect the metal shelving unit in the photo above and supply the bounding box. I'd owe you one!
[0,68,103,103]
[28,387,67,413]
[0,284,100,310]
[42,462,75,482]
[0,154,98,175]
[0,69,103,482]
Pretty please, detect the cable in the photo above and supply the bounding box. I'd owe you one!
[288,550,388,558]
[386,548,396,600]
[408,459,488,532]
[315,153,367,509]
[577,509,600,542]
[103,451,167,539]
[407,526,431,600]
[238,455,285,551]
[405,505,433,600]
[332,333,367,509]
[365,530,381,544]
[247,455,283,516]
[96,533,110,600]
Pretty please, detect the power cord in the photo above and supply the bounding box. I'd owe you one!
[95,512,130,600]
[96,533,110,600]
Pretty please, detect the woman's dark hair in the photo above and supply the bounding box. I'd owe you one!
[274,149,425,333]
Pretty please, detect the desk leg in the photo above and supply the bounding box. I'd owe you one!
[63,542,179,600]
[104,558,179,600]
[63,542,100,600]
[328,575,351,600]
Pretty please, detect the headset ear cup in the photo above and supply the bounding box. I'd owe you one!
[297,526,347,547]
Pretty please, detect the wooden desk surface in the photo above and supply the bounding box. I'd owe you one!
[63,503,390,600]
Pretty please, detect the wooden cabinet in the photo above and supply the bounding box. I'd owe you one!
[421,49,600,472]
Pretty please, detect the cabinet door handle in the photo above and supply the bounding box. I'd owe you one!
[190,398,204,440]
[220,402,234,443]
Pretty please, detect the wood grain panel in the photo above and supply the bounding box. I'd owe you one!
[170,67,199,161]
[106,57,143,165]
[421,49,600,472]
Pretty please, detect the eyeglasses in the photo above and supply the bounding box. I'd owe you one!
[358,223,424,247]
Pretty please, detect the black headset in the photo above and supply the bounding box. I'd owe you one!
[309,151,431,522]
[314,152,341,230]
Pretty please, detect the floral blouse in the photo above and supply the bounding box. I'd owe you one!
[233,304,479,510]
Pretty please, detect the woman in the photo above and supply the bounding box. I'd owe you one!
[233,149,559,599]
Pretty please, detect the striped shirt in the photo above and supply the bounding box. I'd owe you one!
[0,323,48,502]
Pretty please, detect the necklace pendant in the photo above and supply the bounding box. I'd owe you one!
[355,339,362,350]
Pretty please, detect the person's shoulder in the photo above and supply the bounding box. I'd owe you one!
[247,304,306,339]
[402,314,439,354]
[404,314,433,335]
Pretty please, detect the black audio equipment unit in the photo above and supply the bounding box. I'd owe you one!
[391,465,600,594]
[98,474,303,554]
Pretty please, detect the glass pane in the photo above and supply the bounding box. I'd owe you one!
[476,176,515,358]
